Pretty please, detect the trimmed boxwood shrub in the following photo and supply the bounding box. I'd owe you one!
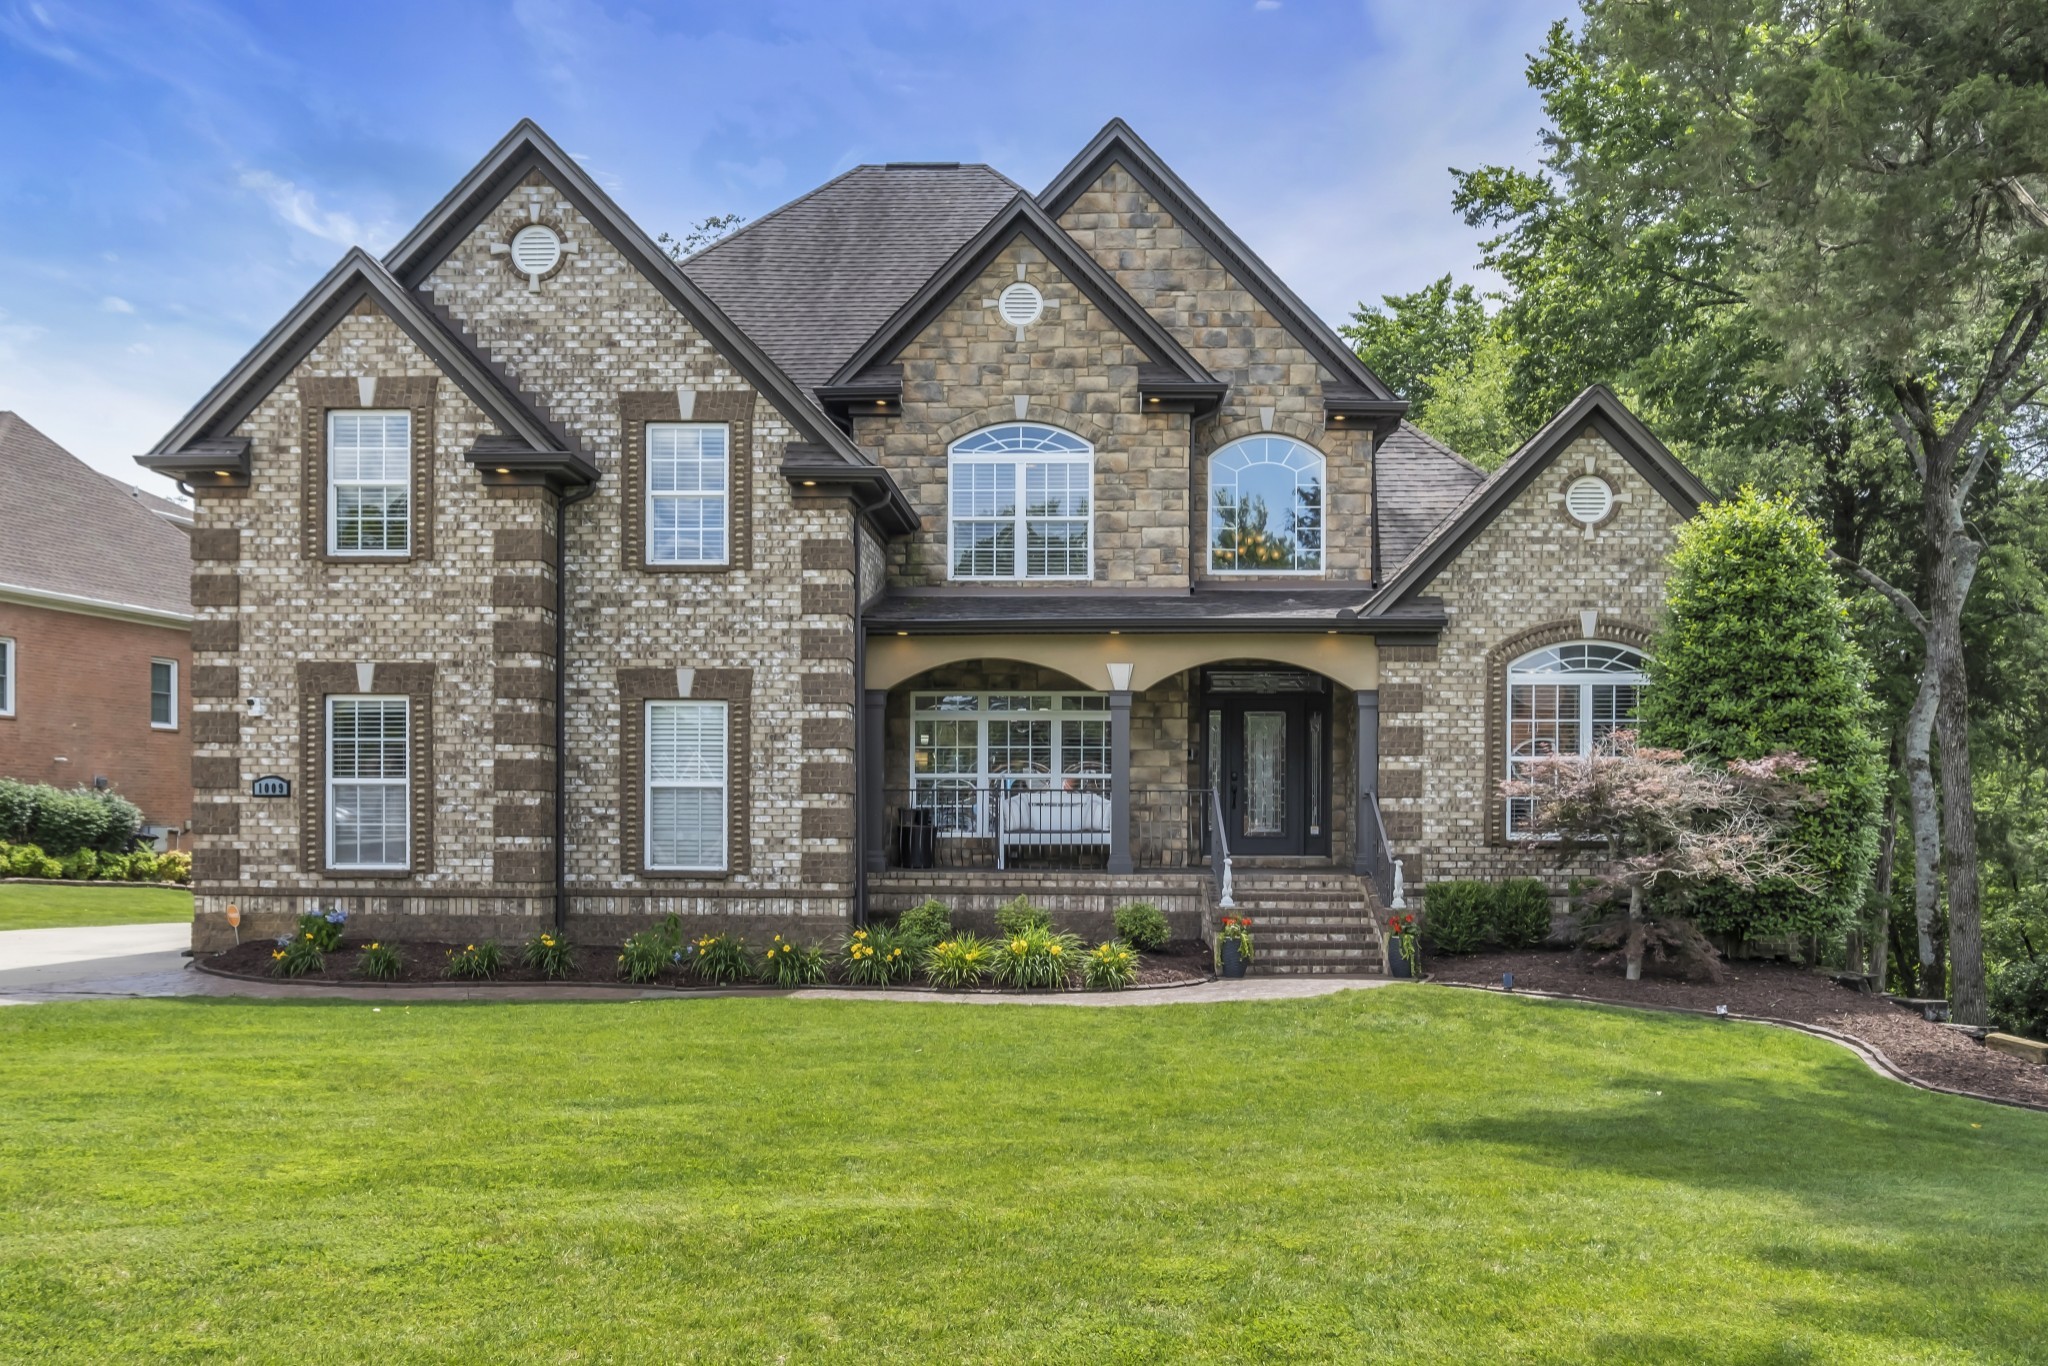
[0,779,142,856]
[894,898,952,949]
[1113,901,1170,951]
[1495,878,1553,948]
[1424,881,1495,954]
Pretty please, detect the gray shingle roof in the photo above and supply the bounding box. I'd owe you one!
[0,413,192,617]
[681,163,1022,391]
[1372,421,1486,577]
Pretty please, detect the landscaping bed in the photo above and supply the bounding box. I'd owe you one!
[1429,948,2048,1107]
[197,936,1213,992]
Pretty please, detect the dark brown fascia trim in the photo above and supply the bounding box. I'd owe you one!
[1323,393,1411,440]
[1361,385,1716,614]
[379,121,877,475]
[862,613,1442,637]
[824,193,1219,396]
[467,434,600,493]
[1039,119,1397,403]
[815,368,903,421]
[1137,367,1227,415]
[782,445,919,537]
[137,437,250,490]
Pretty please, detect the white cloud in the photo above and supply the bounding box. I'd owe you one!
[237,168,390,250]
[1255,1,1283,10]
[100,295,135,313]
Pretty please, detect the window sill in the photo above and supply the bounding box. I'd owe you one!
[151,724,179,732]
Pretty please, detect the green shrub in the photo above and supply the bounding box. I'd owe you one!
[991,924,1083,990]
[619,928,676,984]
[3,843,63,880]
[357,941,404,982]
[156,849,192,884]
[58,848,98,881]
[924,933,993,989]
[297,909,348,953]
[124,850,160,882]
[995,894,1051,936]
[446,941,502,981]
[0,782,140,856]
[1990,957,2048,1042]
[28,789,110,857]
[1083,940,1140,990]
[94,852,131,881]
[1424,881,1495,955]
[88,790,143,854]
[759,934,828,987]
[686,932,753,985]
[894,898,953,948]
[1113,902,1170,952]
[271,935,324,978]
[521,930,577,980]
[1495,878,1553,949]
[838,925,914,987]
[0,779,34,843]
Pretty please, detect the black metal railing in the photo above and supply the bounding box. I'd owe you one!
[882,784,1214,872]
[1363,791,1405,911]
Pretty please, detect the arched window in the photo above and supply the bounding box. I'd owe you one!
[1506,642,1648,837]
[948,424,1093,580]
[1209,436,1325,573]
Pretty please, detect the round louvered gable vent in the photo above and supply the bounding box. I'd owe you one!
[1566,475,1614,525]
[998,282,1044,328]
[511,224,563,277]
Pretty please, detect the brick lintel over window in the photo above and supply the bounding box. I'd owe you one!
[298,376,438,563]
[295,661,436,877]
[619,390,756,572]
[617,667,753,877]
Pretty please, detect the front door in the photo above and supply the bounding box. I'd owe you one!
[1207,684,1329,857]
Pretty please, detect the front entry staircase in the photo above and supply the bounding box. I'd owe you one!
[1224,868,1387,975]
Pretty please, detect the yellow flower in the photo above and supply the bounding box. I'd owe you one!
[1049,945,1062,956]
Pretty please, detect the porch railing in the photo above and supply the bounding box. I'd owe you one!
[1363,791,1406,911]
[883,785,1215,872]
[1210,786,1234,909]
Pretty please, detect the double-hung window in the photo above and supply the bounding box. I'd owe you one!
[1505,643,1647,837]
[0,637,13,717]
[646,700,728,870]
[328,411,412,555]
[647,423,729,566]
[947,425,1092,580]
[327,696,410,870]
[150,659,177,730]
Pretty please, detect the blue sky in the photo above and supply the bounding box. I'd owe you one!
[0,0,1563,492]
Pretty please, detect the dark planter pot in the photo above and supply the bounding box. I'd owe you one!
[1221,938,1247,978]
[1387,939,1417,979]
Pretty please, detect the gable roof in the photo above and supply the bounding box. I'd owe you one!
[1372,421,1486,575]
[2,413,192,621]
[823,192,1221,404]
[1039,119,1402,405]
[682,163,1022,392]
[139,247,590,488]
[1361,385,1716,615]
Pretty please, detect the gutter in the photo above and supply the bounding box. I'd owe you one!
[554,480,599,934]
[0,582,193,629]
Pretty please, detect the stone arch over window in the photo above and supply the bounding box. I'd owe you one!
[1207,435,1325,574]
[946,423,1094,581]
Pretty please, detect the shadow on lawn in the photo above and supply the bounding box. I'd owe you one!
[1428,1065,2048,1358]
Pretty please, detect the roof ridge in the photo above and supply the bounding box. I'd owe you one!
[1394,419,1484,474]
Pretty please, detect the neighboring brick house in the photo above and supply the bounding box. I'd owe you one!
[1,412,194,842]
[143,120,1711,967]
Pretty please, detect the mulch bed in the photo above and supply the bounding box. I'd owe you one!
[198,938,1213,993]
[1428,948,2048,1109]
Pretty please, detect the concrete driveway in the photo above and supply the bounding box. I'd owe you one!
[0,923,195,1004]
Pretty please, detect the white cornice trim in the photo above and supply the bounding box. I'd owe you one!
[0,582,192,628]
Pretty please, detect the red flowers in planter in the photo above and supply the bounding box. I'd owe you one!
[1388,913,1415,935]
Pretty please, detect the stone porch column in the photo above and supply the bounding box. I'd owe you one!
[863,688,887,873]
[1108,688,1134,874]
[1353,688,1379,876]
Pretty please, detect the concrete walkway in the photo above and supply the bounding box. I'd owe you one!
[0,923,195,1004]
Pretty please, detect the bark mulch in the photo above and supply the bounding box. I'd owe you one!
[199,938,1212,992]
[1429,948,2048,1109]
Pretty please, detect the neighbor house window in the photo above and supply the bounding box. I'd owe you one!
[0,637,13,716]
[327,696,410,869]
[1209,436,1324,573]
[646,700,728,870]
[647,423,730,565]
[150,659,177,730]
[1506,642,1647,837]
[947,424,1093,580]
[910,692,1110,832]
[328,411,412,554]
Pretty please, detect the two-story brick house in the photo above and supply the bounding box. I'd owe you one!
[143,120,1711,968]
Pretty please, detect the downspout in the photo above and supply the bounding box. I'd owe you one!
[851,501,873,929]
[554,479,598,934]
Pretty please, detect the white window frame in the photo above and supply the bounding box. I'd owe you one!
[645,699,729,872]
[946,425,1094,582]
[150,658,178,730]
[326,695,411,871]
[0,636,13,717]
[646,422,731,567]
[1208,435,1326,576]
[1505,642,1648,839]
[326,409,413,556]
[909,691,1112,834]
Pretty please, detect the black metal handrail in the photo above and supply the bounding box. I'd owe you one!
[1364,791,1405,911]
[883,784,1212,872]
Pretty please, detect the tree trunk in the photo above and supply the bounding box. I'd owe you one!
[1870,786,1897,992]
[1626,882,1643,981]
[1922,471,1986,1023]
[1902,664,1942,996]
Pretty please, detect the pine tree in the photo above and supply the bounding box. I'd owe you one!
[1639,490,1885,941]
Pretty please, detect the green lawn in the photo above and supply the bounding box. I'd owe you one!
[0,881,192,932]
[1,990,2043,1363]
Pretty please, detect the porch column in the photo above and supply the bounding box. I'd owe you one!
[1108,688,1134,874]
[1353,688,1379,876]
[863,688,887,873]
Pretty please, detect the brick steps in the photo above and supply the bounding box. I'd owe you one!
[1223,869,1388,976]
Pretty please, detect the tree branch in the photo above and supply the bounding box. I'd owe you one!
[1831,553,1930,637]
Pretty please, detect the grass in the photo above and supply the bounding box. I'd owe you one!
[0,881,192,931]
[1,989,2044,1363]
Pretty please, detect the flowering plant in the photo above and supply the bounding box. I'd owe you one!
[270,932,325,978]
[838,926,914,987]
[686,932,754,985]
[1387,912,1420,975]
[296,907,348,952]
[924,933,993,989]
[989,924,1084,990]
[758,934,827,987]
[356,940,403,981]
[1082,940,1140,990]
[1219,915,1255,962]
[446,941,502,980]
[521,930,578,980]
